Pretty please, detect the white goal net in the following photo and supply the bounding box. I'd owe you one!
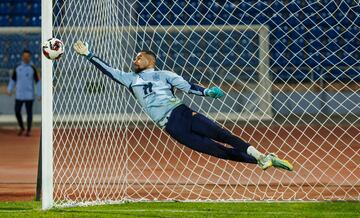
[43,0,360,208]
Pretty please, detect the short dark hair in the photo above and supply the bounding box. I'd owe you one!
[140,50,156,64]
[22,49,31,55]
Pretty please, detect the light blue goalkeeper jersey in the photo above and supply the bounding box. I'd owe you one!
[88,55,205,126]
[7,62,41,100]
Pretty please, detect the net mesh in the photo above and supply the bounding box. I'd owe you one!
[50,0,360,207]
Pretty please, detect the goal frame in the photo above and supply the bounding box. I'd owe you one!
[41,0,54,210]
[41,0,360,208]
[40,1,273,209]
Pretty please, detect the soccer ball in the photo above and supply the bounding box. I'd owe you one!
[42,38,64,60]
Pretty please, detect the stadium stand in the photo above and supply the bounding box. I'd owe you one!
[0,0,359,84]
[133,0,359,83]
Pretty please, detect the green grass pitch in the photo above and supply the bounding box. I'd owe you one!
[0,201,359,217]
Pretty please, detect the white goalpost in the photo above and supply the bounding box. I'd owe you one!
[41,0,53,210]
[42,0,360,209]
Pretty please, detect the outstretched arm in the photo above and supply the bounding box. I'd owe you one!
[166,71,224,98]
[73,41,133,87]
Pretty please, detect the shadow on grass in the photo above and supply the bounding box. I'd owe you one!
[0,202,39,212]
[54,209,169,218]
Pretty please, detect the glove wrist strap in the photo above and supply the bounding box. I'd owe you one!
[86,51,94,60]
[204,88,209,96]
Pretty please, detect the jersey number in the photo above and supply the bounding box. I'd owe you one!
[143,82,153,95]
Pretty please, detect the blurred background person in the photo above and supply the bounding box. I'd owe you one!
[7,50,41,136]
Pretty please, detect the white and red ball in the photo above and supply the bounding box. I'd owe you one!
[42,38,64,60]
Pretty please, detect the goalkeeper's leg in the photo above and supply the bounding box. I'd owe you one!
[190,109,293,171]
[166,125,258,164]
[165,105,257,164]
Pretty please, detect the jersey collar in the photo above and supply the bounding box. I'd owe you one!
[140,68,155,74]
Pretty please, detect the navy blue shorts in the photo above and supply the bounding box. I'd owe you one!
[165,104,257,164]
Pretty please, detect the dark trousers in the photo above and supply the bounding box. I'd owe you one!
[165,105,257,164]
[15,99,34,131]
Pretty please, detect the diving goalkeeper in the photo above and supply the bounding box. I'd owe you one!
[73,41,293,171]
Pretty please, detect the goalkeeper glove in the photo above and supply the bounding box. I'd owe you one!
[73,40,93,59]
[204,86,224,99]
